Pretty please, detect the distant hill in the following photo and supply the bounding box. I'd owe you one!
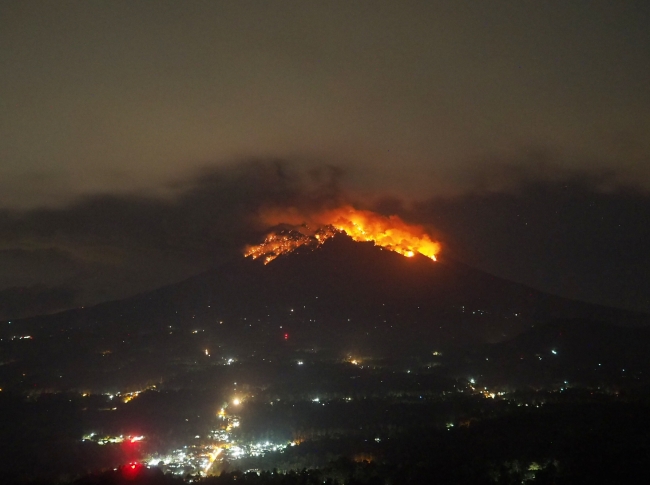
[450,319,650,388]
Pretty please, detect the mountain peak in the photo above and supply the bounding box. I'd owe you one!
[244,206,441,264]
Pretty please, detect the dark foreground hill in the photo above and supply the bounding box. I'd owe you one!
[451,319,650,388]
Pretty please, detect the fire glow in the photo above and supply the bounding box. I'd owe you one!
[245,206,441,264]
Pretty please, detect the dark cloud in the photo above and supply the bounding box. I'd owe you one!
[1,2,648,318]
[1,159,649,318]
[1,2,649,207]
[1,160,346,253]
[403,170,650,314]
[0,160,349,314]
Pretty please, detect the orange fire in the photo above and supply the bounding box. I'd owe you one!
[245,206,441,264]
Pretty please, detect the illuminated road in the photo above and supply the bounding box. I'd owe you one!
[204,447,222,474]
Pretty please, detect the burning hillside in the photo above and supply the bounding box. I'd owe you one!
[245,206,441,264]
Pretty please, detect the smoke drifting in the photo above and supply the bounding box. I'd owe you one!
[0,159,649,318]
[0,161,350,317]
[247,205,441,263]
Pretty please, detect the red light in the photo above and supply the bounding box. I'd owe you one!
[284,333,289,340]
[122,462,142,479]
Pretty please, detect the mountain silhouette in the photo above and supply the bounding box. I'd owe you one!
[6,232,647,340]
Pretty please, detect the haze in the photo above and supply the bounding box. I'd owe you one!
[2,1,648,207]
[1,1,649,316]
[2,4,650,482]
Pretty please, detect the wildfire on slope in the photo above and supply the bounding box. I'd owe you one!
[244,206,441,264]
[244,226,338,264]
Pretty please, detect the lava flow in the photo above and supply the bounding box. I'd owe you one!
[244,206,441,264]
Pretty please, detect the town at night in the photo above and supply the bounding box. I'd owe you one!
[1,1,650,484]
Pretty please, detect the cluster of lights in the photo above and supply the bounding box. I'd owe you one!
[147,444,221,476]
[100,386,155,403]
[122,391,142,403]
[467,378,507,400]
[82,433,144,445]
[224,441,295,460]
[1,335,33,341]
[145,398,250,476]
[146,404,241,476]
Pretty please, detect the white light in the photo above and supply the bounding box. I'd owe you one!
[232,398,240,405]
[551,350,557,355]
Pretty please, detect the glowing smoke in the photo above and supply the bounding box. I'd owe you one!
[245,205,441,264]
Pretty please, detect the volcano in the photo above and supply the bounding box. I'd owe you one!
[6,233,647,342]
[1,233,648,390]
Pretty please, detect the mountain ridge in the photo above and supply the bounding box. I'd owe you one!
[3,233,647,341]
[2,233,649,392]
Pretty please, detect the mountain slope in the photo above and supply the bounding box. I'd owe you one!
[451,319,650,388]
[4,233,648,340]
[1,234,648,391]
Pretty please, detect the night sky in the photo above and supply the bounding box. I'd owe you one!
[1,1,649,317]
